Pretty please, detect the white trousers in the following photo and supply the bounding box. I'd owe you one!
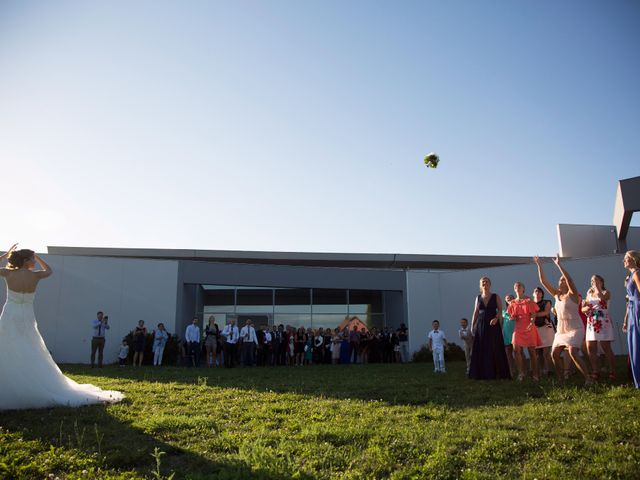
[153,346,165,366]
[432,346,445,372]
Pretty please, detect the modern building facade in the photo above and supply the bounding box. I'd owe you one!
[1,176,637,364]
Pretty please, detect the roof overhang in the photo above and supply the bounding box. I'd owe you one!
[46,246,533,270]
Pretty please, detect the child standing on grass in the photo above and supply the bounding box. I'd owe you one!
[118,340,129,367]
[458,318,473,374]
[428,320,448,373]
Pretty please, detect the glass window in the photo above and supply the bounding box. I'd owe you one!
[274,313,312,329]
[312,289,348,314]
[311,313,349,331]
[348,290,383,314]
[275,288,311,314]
[236,288,274,314]
[203,287,235,312]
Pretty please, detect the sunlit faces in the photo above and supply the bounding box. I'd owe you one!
[479,277,491,291]
[591,275,605,290]
[513,282,525,297]
[557,277,569,294]
[532,287,544,302]
[623,251,640,270]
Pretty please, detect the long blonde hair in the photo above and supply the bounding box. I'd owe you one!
[626,250,640,269]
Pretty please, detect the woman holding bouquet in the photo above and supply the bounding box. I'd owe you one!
[468,277,511,380]
[582,275,615,381]
[533,256,591,384]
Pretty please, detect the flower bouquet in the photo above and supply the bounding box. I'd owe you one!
[423,152,440,168]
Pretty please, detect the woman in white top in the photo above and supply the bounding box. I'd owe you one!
[533,255,591,384]
[582,275,616,381]
[0,244,124,410]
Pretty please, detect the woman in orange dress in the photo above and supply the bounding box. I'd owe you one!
[507,282,541,381]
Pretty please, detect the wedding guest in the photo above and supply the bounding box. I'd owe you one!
[295,327,305,366]
[533,287,555,377]
[314,328,325,364]
[349,325,360,364]
[152,323,169,366]
[508,282,541,381]
[287,327,296,366]
[331,328,342,364]
[304,329,313,365]
[185,317,201,367]
[203,316,219,367]
[324,328,333,364]
[398,323,409,363]
[534,256,591,384]
[428,320,447,373]
[391,330,400,363]
[502,295,516,378]
[221,318,239,368]
[118,340,129,367]
[623,250,640,388]
[360,328,370,364]
[340,328,351,364]
[132,320,147,367]
[240,319,258,367]
[90,311,109,368]
[259,324,272,366]
[469,277,510,380]
[582,275,616,381]
[458,318,473,374]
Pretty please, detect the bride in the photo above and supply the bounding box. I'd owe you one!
[0,244,124,410]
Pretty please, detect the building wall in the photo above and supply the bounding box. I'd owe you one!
[405,270,442,355]
[0,255,179,363]
[2,253,631,364]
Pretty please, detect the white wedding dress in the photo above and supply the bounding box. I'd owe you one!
[0,288,124,410]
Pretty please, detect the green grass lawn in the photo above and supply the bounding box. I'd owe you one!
[0,360,638,479]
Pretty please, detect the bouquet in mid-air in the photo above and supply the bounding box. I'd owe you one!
[423,152,439,168]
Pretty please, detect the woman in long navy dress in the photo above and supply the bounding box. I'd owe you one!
[469,277,511,380]
[623,250,640,388]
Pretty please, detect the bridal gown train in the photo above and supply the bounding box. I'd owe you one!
[0,289,124,410]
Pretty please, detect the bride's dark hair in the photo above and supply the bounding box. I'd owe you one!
[7,249,35,269]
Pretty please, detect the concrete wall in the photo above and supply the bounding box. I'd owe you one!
[407,254,629,355]
[405,270,442,355]
[2,253,631,364]
[0,255,179,364]
[557,224,640,258]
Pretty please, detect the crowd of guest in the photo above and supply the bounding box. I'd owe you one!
[180,318,410,368]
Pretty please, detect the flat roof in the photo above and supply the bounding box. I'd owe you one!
[47,246,534,270]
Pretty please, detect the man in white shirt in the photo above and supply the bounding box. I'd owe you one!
[239,319,258,367]
[90,311,109,368]
[185,317,201,367]
[221,318,239,368]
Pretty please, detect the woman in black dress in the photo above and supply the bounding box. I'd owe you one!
[469,277,511,379]
[132,320,147,367]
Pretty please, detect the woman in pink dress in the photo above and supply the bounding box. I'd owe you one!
[507,282,541,381]
[533,255,591,384]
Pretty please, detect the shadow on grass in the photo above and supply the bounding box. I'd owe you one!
[0,404,312,480]
[57,361,615,410]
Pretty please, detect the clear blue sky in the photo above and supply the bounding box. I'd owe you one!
[1,1,638,256]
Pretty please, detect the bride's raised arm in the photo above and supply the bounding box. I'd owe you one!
[34,254,53,278]
[0,243,19,276]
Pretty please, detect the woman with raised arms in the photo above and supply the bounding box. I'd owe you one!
[533,255,591,384]
[0,244,124,409]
